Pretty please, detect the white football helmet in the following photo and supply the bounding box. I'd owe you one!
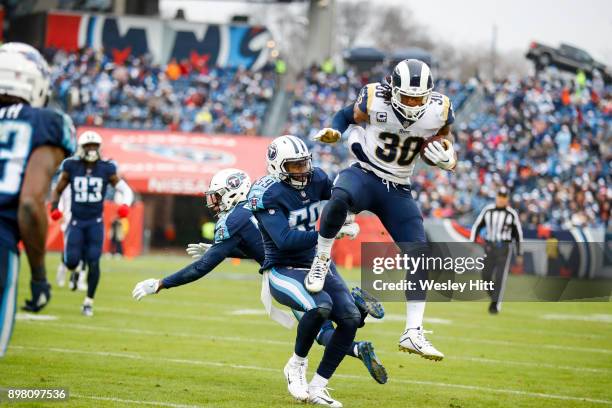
[0,42,51,107]
[205,168,251,216]
[77,131,103,162]
[266,135,312,190]
[390,59,434,121]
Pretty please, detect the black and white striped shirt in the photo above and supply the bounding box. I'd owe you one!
[470,204,523,254]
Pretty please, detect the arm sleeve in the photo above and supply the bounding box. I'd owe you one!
[228,245,249,259]
[330,104,356,133]
[114,179,134,206]
[470,208,487,242]
[255,209,318,251]
[161,235,241,289]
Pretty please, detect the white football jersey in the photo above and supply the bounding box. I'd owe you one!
[348,82,454,185]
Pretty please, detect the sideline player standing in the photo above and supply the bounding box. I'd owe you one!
[470,186,523,314]
[0,43,75,356]
[50,130,133,316]
[132,168,387,385]
[307,59,456,360]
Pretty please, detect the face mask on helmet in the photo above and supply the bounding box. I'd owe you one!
[79,143,101,162]
[205,190,225,216]
[281,156,313,190]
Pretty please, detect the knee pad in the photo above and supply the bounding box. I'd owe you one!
[337,313,361,332]
[313,304,332,321]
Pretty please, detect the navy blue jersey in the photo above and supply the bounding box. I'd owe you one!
[60,157,117,220]
[0,103,75,251]
[214,202,265,264]
[161,201,264,289]
[248,168,333,271]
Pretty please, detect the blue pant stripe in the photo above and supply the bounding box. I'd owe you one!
[270,268,317,309]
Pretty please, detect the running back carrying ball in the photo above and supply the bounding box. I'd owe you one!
[420,135,452,166]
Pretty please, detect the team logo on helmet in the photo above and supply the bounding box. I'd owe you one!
[267,143,278,161]
[226,173,245,189]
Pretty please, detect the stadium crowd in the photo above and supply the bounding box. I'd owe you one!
[283,65,610,230]
[47,47,276,135]
[44,47,610,230]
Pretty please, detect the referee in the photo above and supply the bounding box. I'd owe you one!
[470,187,523,314]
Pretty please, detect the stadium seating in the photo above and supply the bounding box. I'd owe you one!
[46,49,610,229]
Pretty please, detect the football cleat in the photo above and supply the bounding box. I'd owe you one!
[56,263,66,287]
[82,303,94,317]
[489,302,500,315]
[308,386,342,407]
[69,271,79,291]
[399,327,444,361]
[283,358,309,402]
[357,341,388,384]
[351,287,385,319]
[305,254,330,293]
[22,280,51,313]
[77,272,88,292]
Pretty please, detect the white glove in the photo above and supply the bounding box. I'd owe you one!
[186,242,212,259]
[423,140,456,170]
[344,212,355,224]
[313,128,341,144]
[132,279,161,301]
[336,222,360,240]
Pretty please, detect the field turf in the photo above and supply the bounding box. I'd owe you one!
[1,254,611,407]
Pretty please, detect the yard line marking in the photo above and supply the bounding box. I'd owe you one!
[19,321,611,374]
[541,314,612,324]
[11,346,612,406]
[449,356,611,374]
[71,393,203,408]
[15,313,59,321]
[20,320,293,346]
[362,326,612,354]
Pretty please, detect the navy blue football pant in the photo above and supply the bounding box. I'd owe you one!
[0,246,19,357]
[321,164,428,301]
[267,263,361,379]
[64,218,103,299]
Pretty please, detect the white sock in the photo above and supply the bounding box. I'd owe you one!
[84,297,94,306]
[310,373,328,388]
[353,344,359,357]
[290,353,306,365]
[317,235,334,258]
[405,301,426,331]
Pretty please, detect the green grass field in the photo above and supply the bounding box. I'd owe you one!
[1,254,611,408]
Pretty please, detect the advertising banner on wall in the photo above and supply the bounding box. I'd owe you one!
[45,11,272,69]
[79,127,270,196]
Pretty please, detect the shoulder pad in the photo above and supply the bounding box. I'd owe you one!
[247,175,280,211]
[41,108,77,155]
[214,213,232,243]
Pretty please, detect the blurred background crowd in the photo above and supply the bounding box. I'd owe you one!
[45,47,610,231]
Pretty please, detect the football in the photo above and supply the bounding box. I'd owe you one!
[420,134,450,166]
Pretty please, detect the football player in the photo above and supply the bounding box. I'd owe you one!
[50,130,133,316]
[55,185,87,291]
[249,136,367,406]
[0,43,75,357]
[132,168,387,385]
[308,59,456,361]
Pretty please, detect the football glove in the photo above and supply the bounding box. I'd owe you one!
[423,140,456,171]
[186,242,212,259]
[22,280,51,313]
[336,222,360,240]
[117,204,130,218]
[313,128,341,144]
[50,208,63,221]
[132,279,161,301]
